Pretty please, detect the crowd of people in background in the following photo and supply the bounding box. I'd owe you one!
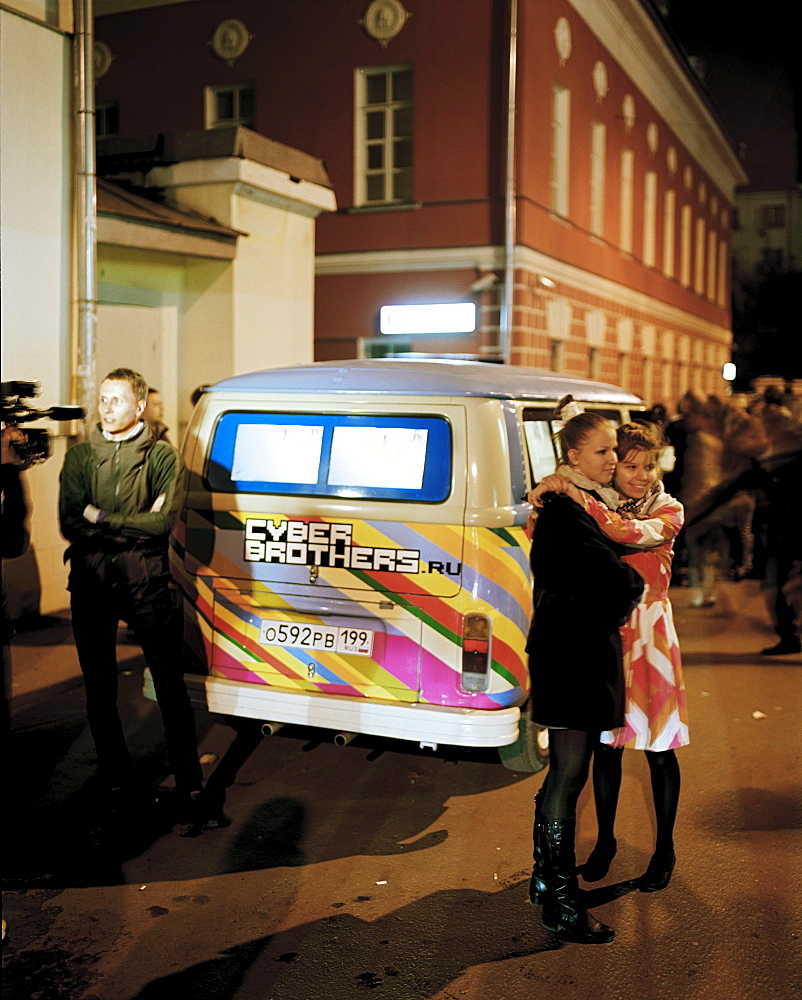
[639,382,802,655]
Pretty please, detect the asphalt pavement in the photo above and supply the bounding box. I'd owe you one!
[3,579,801,1000]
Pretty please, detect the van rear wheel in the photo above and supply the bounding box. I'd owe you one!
[498,711,549,773]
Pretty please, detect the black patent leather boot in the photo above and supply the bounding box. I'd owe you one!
[538,816,615,944]
[529,790,547,905]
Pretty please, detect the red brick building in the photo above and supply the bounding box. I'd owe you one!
[96,0,747,404]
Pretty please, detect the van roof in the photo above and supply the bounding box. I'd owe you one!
[208,359,643,404]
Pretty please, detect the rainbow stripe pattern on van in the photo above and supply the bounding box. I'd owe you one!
[172,511,532,711]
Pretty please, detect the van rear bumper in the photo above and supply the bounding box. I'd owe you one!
[144,669,521,748]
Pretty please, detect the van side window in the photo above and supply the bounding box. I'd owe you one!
[207,411,452,502]
[522,411,560,483]
[586,408,623,424]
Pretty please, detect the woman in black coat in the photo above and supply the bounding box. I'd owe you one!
[526,397,643,944]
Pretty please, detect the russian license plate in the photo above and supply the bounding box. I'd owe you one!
[259,620,374,656]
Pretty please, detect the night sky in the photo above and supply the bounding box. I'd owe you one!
[661,1,799,188]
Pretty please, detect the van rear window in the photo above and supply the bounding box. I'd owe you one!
[208,412,452,501]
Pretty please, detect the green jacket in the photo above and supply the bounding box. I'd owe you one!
[59,423,184,586]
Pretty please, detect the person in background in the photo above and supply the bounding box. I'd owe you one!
[2,425,32,942]
[143,387,171,443]
[1,427,31,741]
[59,368,206,825]
[525,396,643,945]
[532,422,688,893]
[686,404,801,655]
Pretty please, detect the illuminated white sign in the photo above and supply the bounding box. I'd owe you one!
[380,302,476,335]
[722,362,736,381]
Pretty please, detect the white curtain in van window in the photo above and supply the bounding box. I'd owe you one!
[231,424,323,483]
[329,426,428,489]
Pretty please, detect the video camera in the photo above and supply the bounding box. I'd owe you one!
[1,381,85,465]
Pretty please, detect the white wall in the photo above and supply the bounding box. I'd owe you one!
[1,10,73,615]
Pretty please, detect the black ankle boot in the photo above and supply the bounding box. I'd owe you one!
[538,816,615,944]
[529,790,546,905]
[578,837,617,882]
[639,849,675,892]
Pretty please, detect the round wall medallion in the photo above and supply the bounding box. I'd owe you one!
[622,94,636,132]
[359,0,411,47]
[94,40,114,78]
[554,17,572,65]
[210,19,252,66]
[592,60,608,101]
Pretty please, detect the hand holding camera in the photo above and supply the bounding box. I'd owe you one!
[1,381,84,466]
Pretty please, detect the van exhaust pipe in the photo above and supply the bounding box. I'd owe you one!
[261,722,285,737]
[334,731,356,746]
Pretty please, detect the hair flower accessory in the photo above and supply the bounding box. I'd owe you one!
[559,400,584,421]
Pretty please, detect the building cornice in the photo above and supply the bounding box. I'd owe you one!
[148,159,337,218]
[315,245,732,343]
[567,0,749,197]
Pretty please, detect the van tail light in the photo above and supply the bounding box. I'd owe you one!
[461,613,491,692]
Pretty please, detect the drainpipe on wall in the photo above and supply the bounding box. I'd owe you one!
[499,0,518,367]
[73,0,97,437]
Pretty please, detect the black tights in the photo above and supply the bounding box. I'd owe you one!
[540,728,598,820]
[591,743,681,854]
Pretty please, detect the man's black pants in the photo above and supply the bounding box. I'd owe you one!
[70,575,203,795]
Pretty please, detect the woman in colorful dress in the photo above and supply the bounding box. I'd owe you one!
[532,420,688,893]
[526,398,644,944]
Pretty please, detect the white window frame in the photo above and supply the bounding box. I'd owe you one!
[680,205,692,287]
[354,64,413,207]
[588,346,601,381]
[706,230,717,301]
[618,351,630,389]
[643,171,657,267]
[663,189,676,278]
[550,339,564,373]
[619,149,634,254]
[694,217,706,295]
[96,100,119,138]
[205,84,254,129]
[550,84,570,217]
[589,120,606,236]
[717,238,728,306]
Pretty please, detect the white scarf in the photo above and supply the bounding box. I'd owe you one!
[557,464,622,510]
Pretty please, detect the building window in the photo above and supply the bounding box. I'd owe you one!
[589,347,600,381]
[205,84,254,129]
[550,339,564,373]
[550,84,570,217]
[680,205,692,287]
[355,65,413,206]
[663,190,676,278]
[717,238,728,306]
[661,360,673,403]
[643,171,657,267]
[694,217,706,294]
[589,121,606,236]
[706,230,717,301]
[760,204,785,229]
[618,352,630,389]
[619,149,634,253]
[642,356,653,401]
[96,100,119,138]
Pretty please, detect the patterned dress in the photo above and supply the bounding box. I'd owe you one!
[584,487,690,751]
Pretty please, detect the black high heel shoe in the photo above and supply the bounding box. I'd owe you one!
[578,838,617,882]
[639,850,675,892]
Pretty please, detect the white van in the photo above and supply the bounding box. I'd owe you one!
[149,360,642,768]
